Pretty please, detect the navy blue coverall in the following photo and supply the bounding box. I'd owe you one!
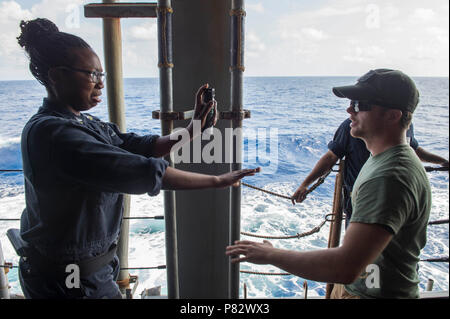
[19,98,168,298]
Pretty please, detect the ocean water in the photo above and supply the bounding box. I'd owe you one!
[0,77,448,298]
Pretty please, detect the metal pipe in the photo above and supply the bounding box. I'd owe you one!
[325,160,345,298]
[157,0,179,299]
[0,241,10,299]
[229,0,245,299]
[101,0,130,291]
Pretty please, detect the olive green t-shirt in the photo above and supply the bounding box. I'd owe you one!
[345,144,431,299]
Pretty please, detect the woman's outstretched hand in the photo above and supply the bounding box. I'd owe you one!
[216,167,261,188]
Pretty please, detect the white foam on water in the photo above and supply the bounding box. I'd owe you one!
[0,136,21,148]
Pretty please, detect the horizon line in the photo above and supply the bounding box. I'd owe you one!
[1,75,449,82]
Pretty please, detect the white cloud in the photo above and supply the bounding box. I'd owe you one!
[0,0,106,80]
[411,8,436,21]
[30,0,86,27]
[343,46,386,64]
[0,1,32,22]
[243,0,449,76]
[0,1,34,80]
[246,31,266,58]
[129,21,157,41]
[315,5,363,17]
[301,28,328,41]
[1,0,449,79]
[426,27,449,45]
[247,2,264,13]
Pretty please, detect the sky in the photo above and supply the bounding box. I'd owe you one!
[0,0,448,80]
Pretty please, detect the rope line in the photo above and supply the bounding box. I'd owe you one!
[428,219,449,225]
[241,219,327,240]
[0,216,165,221]
[2,167,447,173]
[241,182,291,200]
[121,265,166,270]
[425,166,449,172]
[242,169,332,202]
[239,256,449,277]
[420,257,449,263]
[240,270,291,276]
[0,264,166,270]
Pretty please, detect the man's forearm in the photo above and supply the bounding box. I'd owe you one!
[302,151,338,187]
[268,247,355,284]
[415,147,449,166]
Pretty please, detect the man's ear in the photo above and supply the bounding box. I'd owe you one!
[386,109,402,124]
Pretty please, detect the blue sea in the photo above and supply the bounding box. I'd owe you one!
[0,77,448,298]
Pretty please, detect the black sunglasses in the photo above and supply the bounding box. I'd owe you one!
[350,100,372,113]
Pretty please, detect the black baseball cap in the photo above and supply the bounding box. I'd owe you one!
[332,69,420,113]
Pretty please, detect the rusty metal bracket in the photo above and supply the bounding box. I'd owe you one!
[220,110,251,120]
[85,3,158,18]
[152,109,251,121]
[152,110,195,121]
[2,262,12,274]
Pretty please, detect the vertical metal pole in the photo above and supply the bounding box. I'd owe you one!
[157,0,179,299]
[0,241,10,299]
[229,0,245,299]
[325,160,345,298]
[102,0,130,291]
[172,0,231,298]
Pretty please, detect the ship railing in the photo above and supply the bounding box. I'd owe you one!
[1,163,448,298]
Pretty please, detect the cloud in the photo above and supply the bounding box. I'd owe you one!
[243,0,449,76]
[426,26,449,45]
[128,21,157,41]
[0,0,109,80]
[411,8,436,21]
[301,28,328,41]
[247,2,264,13]
[246,31,266,58]
[315,5,363,17]
[1,0,449,79]
[0,1,34,79]
[0,1,32,22]
[343,46,387,64]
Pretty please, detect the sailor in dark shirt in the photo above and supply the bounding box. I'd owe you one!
[292,119,448,228]
[16,18,260,299]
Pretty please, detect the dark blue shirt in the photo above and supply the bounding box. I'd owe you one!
[20,99,168,262]
[327,118,418,215]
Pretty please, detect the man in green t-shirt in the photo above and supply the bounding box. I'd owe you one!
[226,69,432,299]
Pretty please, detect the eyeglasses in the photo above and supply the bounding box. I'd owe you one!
[59,66,106,84]
[350,100,372,113]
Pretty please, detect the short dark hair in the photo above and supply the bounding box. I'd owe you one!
[17,18,92,87]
